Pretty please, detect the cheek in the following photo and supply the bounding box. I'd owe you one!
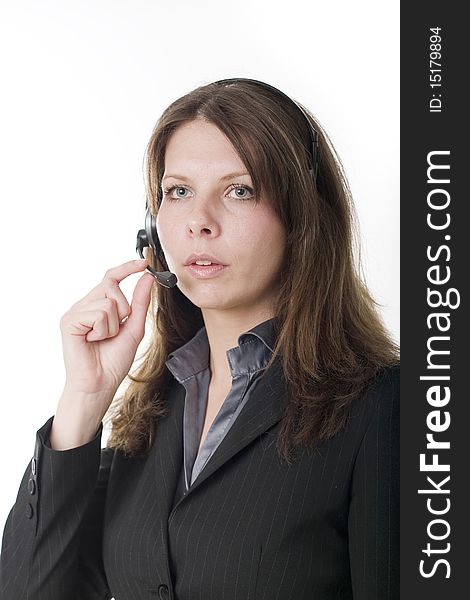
[237,216,286,273]
[156,209,176,252]
[154,211,178,272]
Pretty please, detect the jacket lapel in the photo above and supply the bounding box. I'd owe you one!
[151,381,186,514]
[183,355,287,496]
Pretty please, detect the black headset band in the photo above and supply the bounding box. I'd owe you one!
[212,77,319,180]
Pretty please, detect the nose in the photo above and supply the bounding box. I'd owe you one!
[186,200,221,239]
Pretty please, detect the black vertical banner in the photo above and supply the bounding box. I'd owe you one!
[401,3,468,598]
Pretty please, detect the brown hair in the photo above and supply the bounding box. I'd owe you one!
[105,79,399,462]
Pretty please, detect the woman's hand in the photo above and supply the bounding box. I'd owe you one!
[50,259,155,449]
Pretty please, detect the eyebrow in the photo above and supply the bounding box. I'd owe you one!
[162,171,251,182]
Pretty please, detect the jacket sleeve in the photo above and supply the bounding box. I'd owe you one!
[347,366,400,600]
[0,416,114,600]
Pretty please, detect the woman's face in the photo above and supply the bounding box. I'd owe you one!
[156,119,286,318]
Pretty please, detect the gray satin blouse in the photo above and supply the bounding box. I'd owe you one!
[165,317,277,504]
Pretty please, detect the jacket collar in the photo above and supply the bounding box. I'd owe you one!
[159,317,285,512]
[165,317,278,382]
[163,352,287,513]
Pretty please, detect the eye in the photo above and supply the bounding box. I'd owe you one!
[161,183,255,201]
[227,184,255,200]
[162,185,191,199]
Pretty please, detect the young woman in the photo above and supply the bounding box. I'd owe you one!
[0,78,399,600]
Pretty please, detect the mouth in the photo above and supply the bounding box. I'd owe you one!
[184,253,228,267]
[191,260,218,266]
[183,253,229,279]
[185,262,227,279]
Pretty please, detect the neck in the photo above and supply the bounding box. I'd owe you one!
[202,308,274,384]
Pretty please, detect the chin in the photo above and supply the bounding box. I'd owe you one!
[185,294,236,311]
[180,285,243,312]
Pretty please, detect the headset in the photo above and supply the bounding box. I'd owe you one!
[135,77,320,288]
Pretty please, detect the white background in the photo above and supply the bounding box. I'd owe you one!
[0,0,399,534]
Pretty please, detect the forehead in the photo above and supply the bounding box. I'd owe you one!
[163,120,248,177]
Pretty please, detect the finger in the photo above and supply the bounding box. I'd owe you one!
[97,297,120,337]
[86,311,111,341]
[71,258,149,309]
[84,291,130,325]
[61,309,110,341]
[103,258,149,285]
[105,287,131,324]
[121,272,155,341]
[71,298,121,337]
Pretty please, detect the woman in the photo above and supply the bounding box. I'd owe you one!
[0,78,399,599]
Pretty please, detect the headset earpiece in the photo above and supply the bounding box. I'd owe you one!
[136,209,178,288]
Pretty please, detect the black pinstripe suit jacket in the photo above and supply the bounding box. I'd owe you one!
[0,360,399,600]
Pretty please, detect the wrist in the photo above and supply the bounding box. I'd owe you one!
[50,391,108,450]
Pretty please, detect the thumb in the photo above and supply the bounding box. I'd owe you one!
[124,272,155,341]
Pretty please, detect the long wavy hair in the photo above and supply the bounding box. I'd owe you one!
[105,79,399,462]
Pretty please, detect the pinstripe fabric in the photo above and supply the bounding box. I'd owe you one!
[167,317,277,502]
[0,361,399,600]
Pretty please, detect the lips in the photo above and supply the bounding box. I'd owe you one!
[184,253,227,266]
